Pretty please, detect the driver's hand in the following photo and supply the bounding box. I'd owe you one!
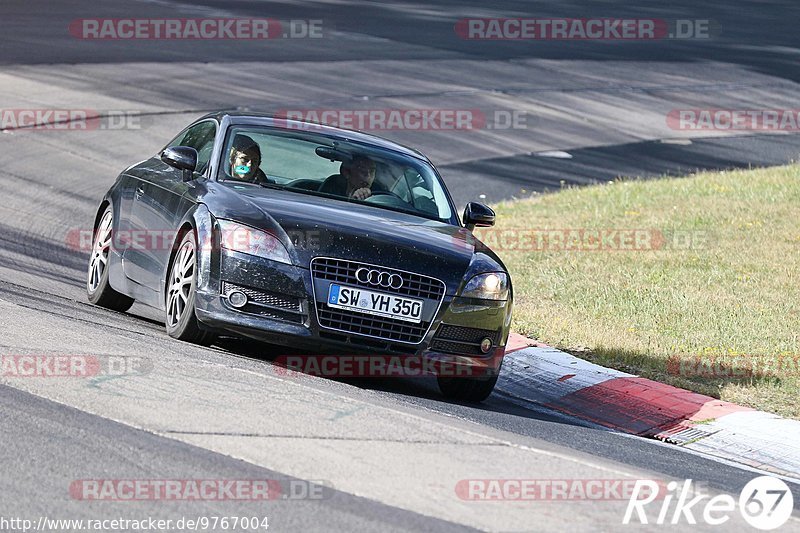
[351,187,372,200]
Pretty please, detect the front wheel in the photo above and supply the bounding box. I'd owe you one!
[87,206,135,312]
[437,374,499,403]
[165,231,216,346]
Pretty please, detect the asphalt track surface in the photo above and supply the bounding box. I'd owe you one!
[1,1,800,531]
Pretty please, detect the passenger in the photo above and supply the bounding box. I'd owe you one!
[228,134,271,184]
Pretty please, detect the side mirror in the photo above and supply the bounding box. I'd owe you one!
[161,146,198,181]
[463,202,495,231]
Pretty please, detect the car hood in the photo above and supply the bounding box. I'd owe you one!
[233,188,484,293]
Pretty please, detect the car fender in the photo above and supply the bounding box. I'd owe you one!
[100,174,132,296]
[159,203,215,311]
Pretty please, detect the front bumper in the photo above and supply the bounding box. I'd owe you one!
[194,249,512,375]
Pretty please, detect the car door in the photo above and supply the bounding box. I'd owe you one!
[123,120,218,294]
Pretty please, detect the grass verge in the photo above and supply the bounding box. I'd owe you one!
[477,164,800,418]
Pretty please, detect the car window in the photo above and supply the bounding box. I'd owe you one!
[167,121,217,173]
[217,126,454,222]
[255,135,341,181]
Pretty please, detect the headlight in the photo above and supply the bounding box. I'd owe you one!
[460,272,509,300]
[217,219,291,264]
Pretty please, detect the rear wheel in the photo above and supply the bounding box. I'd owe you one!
[437,374,499,403]
[87,207,135,312]
[165,231,216,346]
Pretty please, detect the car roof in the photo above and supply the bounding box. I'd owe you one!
[198,110,429,161]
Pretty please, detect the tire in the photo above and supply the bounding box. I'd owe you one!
[87,206,135,312]
[437,373,499,403]
[165,230,217,346]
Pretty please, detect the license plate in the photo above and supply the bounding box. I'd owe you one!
[327,284,423,323]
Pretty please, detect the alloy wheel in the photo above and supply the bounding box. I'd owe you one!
[166,239,195,328]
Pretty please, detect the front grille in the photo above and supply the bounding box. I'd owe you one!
[437,324,497,344]
[430,339,485,355]
[311,257,446,344]
[317,302,429,344]
[318,331,412,353]
[222,282,301,312]
[311,258,445,301]
[240,304,304,323]
[430,324,498,355]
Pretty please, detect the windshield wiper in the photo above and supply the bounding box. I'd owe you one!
[258,181,285,190]
[255,183,445,222]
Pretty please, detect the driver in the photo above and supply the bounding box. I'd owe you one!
[228,134,271,184]
[319,155,383,200]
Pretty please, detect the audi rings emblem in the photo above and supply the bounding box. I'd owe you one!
[355,268,404,290]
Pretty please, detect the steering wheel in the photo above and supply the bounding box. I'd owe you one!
[363,190,407,202]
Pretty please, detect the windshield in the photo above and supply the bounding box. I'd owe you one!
[217,125,455,222]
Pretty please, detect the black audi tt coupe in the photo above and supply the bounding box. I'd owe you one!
[86,111,512,401]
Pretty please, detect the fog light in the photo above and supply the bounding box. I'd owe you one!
[228,290,248,308]
[480,337,493,354]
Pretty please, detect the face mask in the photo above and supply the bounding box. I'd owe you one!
[234,164,251,177]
